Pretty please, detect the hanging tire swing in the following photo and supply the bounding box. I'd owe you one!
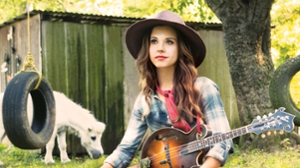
[3,71,56,149]
[2,0,56,149]
[269,55,300,126]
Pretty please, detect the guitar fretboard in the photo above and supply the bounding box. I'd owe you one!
[180,122,264,155]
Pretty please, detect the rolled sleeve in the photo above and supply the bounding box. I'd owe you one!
[205,140,233,165]
[196,77,234,166]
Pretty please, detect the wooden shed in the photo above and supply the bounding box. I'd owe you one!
[0,10,240,155]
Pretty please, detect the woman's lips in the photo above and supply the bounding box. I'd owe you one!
[155,56,167,60]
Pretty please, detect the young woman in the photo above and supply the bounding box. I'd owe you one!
[101,10,233,168]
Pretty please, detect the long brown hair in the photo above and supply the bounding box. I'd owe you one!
[136,26,203,122]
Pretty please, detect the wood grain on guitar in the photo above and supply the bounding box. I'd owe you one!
[139,107,295,168]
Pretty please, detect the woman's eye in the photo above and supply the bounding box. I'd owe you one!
[166,40,174,44]
[150,39,157,44]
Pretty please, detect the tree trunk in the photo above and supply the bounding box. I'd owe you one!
[204,0,298,150]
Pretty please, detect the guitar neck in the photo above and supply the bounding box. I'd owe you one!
[181,125,251,155]
[180,109,296,155]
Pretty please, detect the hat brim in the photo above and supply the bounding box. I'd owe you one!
[125,19,206,67]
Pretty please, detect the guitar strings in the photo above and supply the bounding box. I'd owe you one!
[146,141,192,164]
[146,121,267,164]
[147,129,228,162]
[146,132,215,163]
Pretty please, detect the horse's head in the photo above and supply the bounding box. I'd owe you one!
[79,121,106,159]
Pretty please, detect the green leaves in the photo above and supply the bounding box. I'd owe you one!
[122,0,218,22]
[271,0,300,67]
[0,0,299,69]
[0,0,219,24]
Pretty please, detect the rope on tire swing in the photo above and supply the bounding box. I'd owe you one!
[15,0,42,90]
[2,0,56,149]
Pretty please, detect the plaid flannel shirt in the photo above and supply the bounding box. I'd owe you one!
[104,76,234,167]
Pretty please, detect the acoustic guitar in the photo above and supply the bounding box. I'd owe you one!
[139,107,295,168]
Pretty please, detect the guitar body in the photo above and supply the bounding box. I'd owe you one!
[140,125,212,168]
[139,108,295,168]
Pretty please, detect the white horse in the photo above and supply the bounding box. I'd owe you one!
[0,91,106,164]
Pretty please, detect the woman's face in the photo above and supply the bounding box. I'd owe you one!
[149,25,178,70]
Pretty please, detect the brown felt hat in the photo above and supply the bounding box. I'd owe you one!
[125,10,206,68]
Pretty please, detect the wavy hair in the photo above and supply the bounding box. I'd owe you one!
[135,26,204,122]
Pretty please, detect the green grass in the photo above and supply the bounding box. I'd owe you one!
[0,144,104,168]
[1,143,300,168]
[223,144,300,168]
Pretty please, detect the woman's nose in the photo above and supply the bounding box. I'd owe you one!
[157,42,165,52]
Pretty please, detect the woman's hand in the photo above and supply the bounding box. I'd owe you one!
[100,162,114,168]
[200,156,221,168]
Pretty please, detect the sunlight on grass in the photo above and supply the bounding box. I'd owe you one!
[0,143,103,168]
[223,145,300,168]
[290,72,300,108]
[2,143,300,167]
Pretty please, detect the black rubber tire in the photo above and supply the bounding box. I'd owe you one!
[2,72,56,149]
[269,55,300,126]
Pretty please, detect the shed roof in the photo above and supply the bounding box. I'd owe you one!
[0,10,222,30]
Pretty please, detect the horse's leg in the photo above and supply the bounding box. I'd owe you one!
[57,130,71,163]
[0,132,12,149]
[44,127,57,164]
[0,131,6,143]
[0,131,4,166]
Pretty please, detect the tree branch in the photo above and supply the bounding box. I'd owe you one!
[205,0,227,21]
